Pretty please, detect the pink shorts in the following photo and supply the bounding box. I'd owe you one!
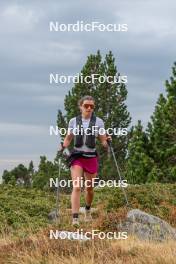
[71,157,98,174]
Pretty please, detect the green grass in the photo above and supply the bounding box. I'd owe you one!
[0,184,56,235]
[0,183,176,237]
[93,183,176,226]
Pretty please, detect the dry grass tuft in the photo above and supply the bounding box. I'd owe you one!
[0,228,176,264]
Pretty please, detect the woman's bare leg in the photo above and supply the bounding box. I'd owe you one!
[84,172,97,207]
[71,165,83,214]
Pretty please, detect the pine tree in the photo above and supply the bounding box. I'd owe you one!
[164,63,176,181]
[147,94,167,161]
[27,160,34,187]
[147,63,176,182]
[2,170,12,184]
[56,51,131,179]
[28,161,34,176]
[126,120,154,184]
[2,164,29,186]
[33,156,59,190]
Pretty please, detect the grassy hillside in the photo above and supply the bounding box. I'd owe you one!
[0,185,56,235]
[0,183,176,263]
[0,183,176,234]
[94,183,176,229]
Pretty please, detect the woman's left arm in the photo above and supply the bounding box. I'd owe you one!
[98,134,111,149]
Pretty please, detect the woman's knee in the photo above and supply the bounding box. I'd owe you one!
[73,186,81,193]
[85,186,94,193]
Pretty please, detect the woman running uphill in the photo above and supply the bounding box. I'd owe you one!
[60,95,110,226]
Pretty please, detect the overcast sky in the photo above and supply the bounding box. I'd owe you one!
[0,0,176,180]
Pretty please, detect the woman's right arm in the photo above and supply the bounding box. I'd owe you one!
[63,133,74,148]
[62,118,74,149]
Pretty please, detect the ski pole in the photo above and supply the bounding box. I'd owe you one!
[107,140,130,208]
[56,158,61,222]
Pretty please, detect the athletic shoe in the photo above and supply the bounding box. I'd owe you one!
[84,209,92,222]
[72,218,79,227]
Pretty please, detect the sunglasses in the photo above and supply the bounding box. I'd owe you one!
[83,104,95,109]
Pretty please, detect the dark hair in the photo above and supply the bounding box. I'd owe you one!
[78,95,95,107]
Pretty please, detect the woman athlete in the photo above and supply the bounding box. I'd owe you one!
[60,95,110,226]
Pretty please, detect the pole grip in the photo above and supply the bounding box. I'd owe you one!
[107,138,112,147]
